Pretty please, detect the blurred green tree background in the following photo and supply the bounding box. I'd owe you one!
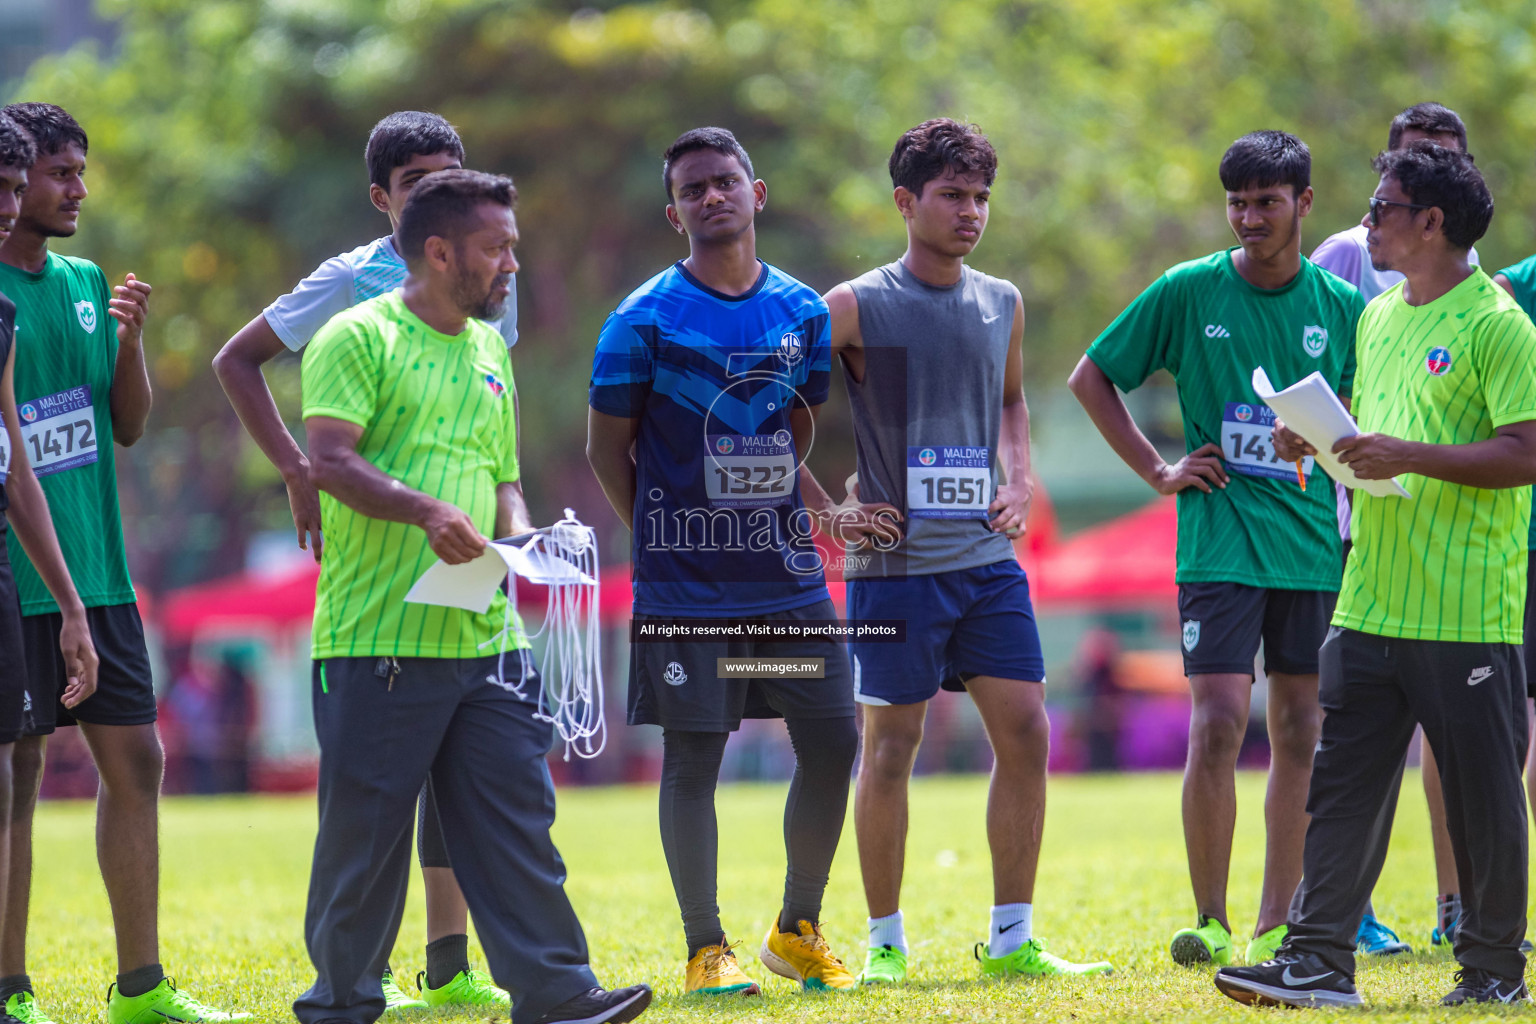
[6,0,1536,593]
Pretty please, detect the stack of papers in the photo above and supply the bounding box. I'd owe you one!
[405,536,598,613]
[1251,368,1411,499]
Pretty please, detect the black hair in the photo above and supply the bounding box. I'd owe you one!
[889,118,997,197]
[397,169,517,263]
[662,127,753,201]
[1388,102,1468,154]
[0,112,37,170]
[0,102,86,157]
[364,111,465,192]
[1219,130,1310,195]
[1372,142,1492,251]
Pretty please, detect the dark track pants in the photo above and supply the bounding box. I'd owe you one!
[293,654,598,1024]
[1287,627,1528,980]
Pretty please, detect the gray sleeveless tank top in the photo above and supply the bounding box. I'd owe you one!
[843,261,1017,578]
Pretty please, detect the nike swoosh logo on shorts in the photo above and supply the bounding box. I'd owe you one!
[1468,666,1494,686]
[1281,966,1333,986]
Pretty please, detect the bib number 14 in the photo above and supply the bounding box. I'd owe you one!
[1221,402,1312,482]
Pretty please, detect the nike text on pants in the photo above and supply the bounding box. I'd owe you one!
[1287,626,1529,980]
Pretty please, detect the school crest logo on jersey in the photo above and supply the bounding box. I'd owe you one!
[778,331,803,366]
[1182,620,1200,652]
[1302,325,1328,357]
[663,661,688,686]
[1425,347,1453,376]
[484,373,506,397]
[74,300,96,334]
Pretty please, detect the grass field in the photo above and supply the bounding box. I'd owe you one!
[26,770,1529,1022]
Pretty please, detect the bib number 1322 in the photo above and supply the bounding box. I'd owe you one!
[1222,402,1312,482]
[17,385,98,478]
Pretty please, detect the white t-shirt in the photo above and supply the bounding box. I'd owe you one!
[1311,225,1479,538]
[263,235,518,351]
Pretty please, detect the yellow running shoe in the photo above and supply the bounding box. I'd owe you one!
[685,941,761,996]
[759,919,857,991]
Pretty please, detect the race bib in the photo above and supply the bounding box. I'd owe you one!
[17,386,98,478]
[1222,402,1312,481]
[907,446,991,519]
[704,432,796,508]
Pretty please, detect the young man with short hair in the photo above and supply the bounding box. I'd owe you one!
[1306,100,1481,958]
[1217,141,1536,1010]
[0,101,244,1024]
[1070,130,1363,968]
[214,109,511,1012]
[298,168,649,1024]
[0,114,100,1024]
[587,127,859,996]
[798,118,1112,985]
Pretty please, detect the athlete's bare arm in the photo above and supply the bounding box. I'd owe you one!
[1,342,97,703]
[306,415,486,564]
[1495,273,1517,298]
[991,288,1031,536]
[586,409,640,532]
[495,480,533,539]
[1334,418,1536,489]
[107,272,153,446]
[1067,354,1229,494]
[214,314,324,561]
[796,283,900,546]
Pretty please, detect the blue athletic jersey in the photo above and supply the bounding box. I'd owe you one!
[590,260,832,616]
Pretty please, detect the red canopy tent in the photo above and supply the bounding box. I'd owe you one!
[1023,496,1177,607]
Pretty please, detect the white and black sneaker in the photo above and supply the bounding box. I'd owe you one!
[1214,953,1363,1008]
[1441,967,1531,1005]
[532,985,652,1024]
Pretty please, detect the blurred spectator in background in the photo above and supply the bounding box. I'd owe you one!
[1076,627,1124,772]
[214,651,256,792]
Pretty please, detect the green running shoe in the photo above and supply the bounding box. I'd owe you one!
[416,969,508,1008]
[974,938,1114,977]
[5,991,55,1024]
[381,971,427,1012]
[106,979,249,1024]
[858,945,908,986]
[1170,915,1232,967]
[1245,924,1287,965]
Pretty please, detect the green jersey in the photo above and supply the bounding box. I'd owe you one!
[301,291,528,659]
[1336,268,1536,644]
[1494,253,1536,549]
[1087,249,1363,590]
[0,253,135,615]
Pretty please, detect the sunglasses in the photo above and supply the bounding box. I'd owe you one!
[1367,196,1431,227]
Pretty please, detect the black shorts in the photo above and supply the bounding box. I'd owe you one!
[628,598,855,731]
[1524,550,1536,697]
[0,540,32,745]
[23,601,156,734]
[1177,582,1335,678]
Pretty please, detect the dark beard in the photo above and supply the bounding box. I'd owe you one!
[452,271,510,321]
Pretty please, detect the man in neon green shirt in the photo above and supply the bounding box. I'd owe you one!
[296,170,649,1024]
[1217,144,1536,1008]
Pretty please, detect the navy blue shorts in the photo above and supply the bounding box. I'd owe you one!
[848,560,1045,706]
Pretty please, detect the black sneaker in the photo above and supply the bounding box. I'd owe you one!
[1214,953,1363,1008]
[533,985,652,1024]
[1441,967,1531,1005]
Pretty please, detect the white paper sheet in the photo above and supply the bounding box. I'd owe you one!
[404,536,599,613]
[1251,367,1411,499]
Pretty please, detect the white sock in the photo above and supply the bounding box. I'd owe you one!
[989,903,1032,957]
[867,911,908,955]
